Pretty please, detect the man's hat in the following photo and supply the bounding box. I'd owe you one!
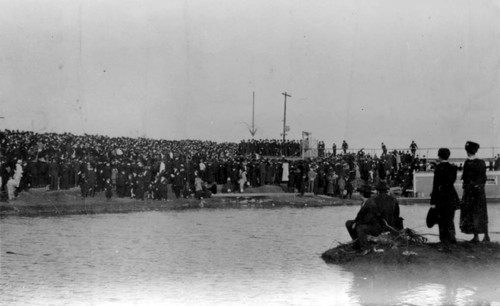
[375,181,390,191]
[426,207,439,228]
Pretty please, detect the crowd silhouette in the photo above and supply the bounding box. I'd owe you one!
[1,129,498,201]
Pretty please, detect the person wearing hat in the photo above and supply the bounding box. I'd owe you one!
[430,148,459,250]
[342,140,348,154]
[345,184,382,255]
[460,141,490,243]
[373,180,403,231]
[410,140,418,158]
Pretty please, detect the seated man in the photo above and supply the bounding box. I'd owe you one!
[373,181,403,231]
[345,184,383,255]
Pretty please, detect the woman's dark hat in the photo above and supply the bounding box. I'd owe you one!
[465,141,480,155]
[426,207,439,228]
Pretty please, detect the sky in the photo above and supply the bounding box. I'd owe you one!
[0,0,499,152]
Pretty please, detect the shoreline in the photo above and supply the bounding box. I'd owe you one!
[1,187,500,217]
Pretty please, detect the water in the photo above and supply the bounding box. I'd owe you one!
[1,204,500,305]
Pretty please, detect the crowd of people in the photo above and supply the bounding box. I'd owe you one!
[1,129,499,203]
[238,139,301,157]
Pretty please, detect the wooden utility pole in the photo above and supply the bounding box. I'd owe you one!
[281,92,291,142]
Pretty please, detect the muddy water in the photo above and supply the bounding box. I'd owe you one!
[1,204,500,305]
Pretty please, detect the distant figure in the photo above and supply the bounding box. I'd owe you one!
[238,169,247,193]
[342,140,348,154]
[222,177,233,193]
[430,148,459,251]
[195,175,204,199]
[308,167,317,193]
[6,160,23,200]
[156,175,169,200]
[381,142,387,156]
[410,141,418,158]
[87,164,96,197]
[80,173,88,198]
[105,178,113,200]
[318,141,325,157]
[49,158,59,190]
[460,141,490,243]
[6,173,16,200]
[332,143,337,157]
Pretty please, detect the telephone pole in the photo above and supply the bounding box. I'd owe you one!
[281,92,291,142]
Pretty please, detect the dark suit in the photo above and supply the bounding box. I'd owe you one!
[373,193,401,230]
[431,161,459,243]
[346,198,383,251]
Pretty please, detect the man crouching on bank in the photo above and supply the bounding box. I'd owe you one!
[345,184,383,255]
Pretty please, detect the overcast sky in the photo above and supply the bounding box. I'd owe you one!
[1,0,499,151]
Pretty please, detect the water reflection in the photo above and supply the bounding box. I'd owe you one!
[344,259,500,305]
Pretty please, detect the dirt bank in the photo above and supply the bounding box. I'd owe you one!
[1,187,498,217]
[0,187,361,217]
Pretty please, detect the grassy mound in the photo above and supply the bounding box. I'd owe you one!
[322,237,500,268]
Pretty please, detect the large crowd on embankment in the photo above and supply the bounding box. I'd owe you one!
[1,129,499,202]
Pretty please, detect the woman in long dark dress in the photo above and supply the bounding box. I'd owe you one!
[430,148,459,250]
[460,141,490,243]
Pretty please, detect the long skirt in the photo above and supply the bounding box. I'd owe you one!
[460,186,488,234]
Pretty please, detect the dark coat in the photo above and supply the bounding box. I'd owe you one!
[430,162,459,209]
[373,193,401,230]
[354,198,383,230]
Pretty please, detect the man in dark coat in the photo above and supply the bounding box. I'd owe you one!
[373,181,402,230]
[342,140,348,154]
[105,178,113,200]
[27,158,38,188]
[48,158,60,190]
[116,170,127,197]
[171,167,184,198]
[80,172,89,198]
[86,164,96,197]
[345,184,383,255]
[410,141,418,158]
[156,175,169,200]
[259,159,267,186]
[430,148,459,249]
